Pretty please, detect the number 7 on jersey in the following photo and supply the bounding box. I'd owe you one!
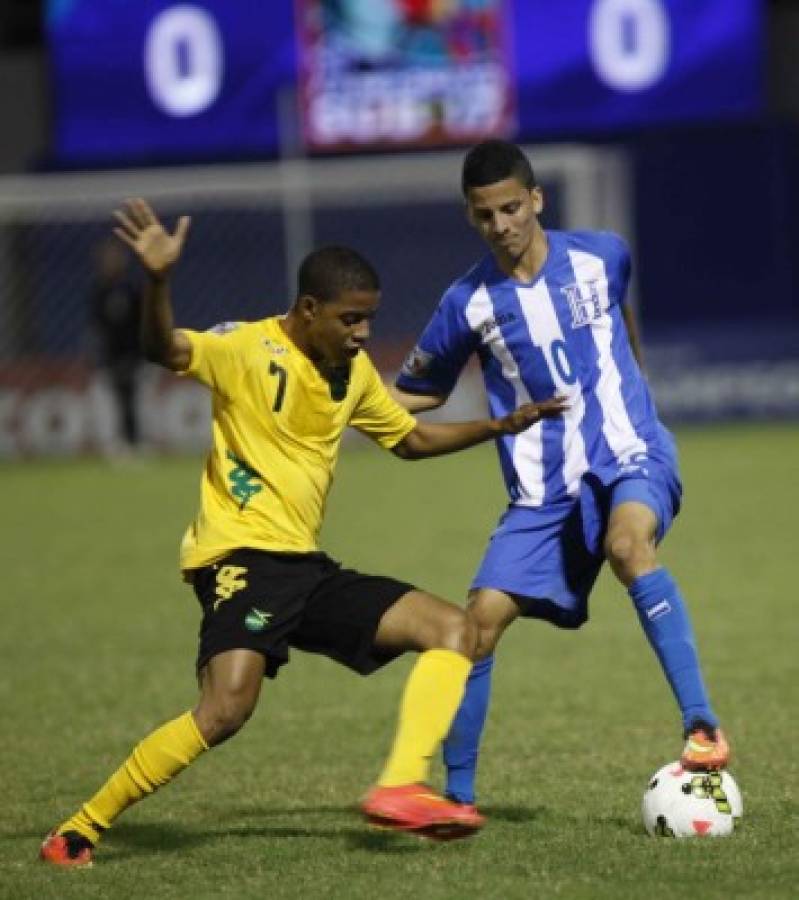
[269,360,287,412]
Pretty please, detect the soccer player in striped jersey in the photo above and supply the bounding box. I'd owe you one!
[40,198,561,866]
[393,140,730,814]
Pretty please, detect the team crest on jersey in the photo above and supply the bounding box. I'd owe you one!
[401,346,434,378]
[562,282,603,328]
[262,338,288,355]
[208,321,240,335]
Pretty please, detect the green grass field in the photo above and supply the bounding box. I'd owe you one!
[2,424,797,899]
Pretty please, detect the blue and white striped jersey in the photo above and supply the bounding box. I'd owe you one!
[396,230,675,507]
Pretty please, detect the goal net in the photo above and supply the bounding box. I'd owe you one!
[0,145,631,458]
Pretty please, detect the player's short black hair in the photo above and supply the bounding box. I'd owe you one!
[461,140,536,195]
[297,245,380,303]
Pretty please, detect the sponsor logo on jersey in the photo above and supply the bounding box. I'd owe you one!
[562,282,602,328]
[401,347,434,378]
[477,312,516,339]
[226,451,264,509]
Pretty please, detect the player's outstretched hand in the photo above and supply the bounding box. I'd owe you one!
[500,396,569,434]
[113,198,190,279]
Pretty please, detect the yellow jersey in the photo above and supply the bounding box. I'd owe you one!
[178,316,416,570]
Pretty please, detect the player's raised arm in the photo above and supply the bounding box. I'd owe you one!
[392,396,568,460]
[113,198,192,372]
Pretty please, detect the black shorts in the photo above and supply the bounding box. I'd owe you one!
[190,549,415,679]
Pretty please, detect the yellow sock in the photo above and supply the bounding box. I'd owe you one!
[378,648,471,787]
[58,711,208,844]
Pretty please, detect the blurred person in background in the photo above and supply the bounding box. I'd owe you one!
[393,139,730,818]
[88,236,143,457]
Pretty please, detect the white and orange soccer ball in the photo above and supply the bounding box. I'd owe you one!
[642,762,743,837]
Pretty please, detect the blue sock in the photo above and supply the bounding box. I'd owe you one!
[629,568,718,731]
[443,655,494,804]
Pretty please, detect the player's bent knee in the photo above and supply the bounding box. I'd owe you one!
[605,530,633,563]
[375,590,477,657]
[605,530,655,574]
[431,605,477,658]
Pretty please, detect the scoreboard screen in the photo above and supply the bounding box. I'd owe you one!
[46,0,763,164]
[47,0,296,163]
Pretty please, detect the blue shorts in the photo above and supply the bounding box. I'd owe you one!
[471,461,682,629]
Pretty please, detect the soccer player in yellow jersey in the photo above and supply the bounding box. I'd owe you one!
[41,199,566,866]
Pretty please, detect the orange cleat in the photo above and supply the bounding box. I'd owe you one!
[361,783,484,840]
[451,801,481,818]
[680,722,730,771]
[39,830,94,868]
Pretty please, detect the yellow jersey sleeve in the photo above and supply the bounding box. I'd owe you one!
[349,355,416,449]
[179,324,247,397]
